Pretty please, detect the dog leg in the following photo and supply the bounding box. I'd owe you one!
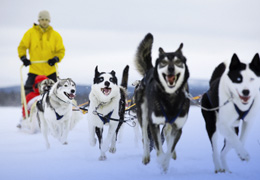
[218,120,249,161]
[95,127,103,149]
[139,108,151,165]
[220,139,232,173]
[201,96,224,173]
[88,123,97,147]
[109,133,117,153]
[101,123,117,152]
[60,120,70,145]
[40,115,50,149]
[210,132,224,173]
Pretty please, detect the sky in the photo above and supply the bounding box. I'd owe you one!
[1,106,260,180]
[0,0,259,87]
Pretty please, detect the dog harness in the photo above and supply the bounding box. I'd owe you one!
[97,110,114,124]
[39,91,64,121]
[160,102,184,124]
[234,100,254,120]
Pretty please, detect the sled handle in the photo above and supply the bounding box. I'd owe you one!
[20,65,29,120]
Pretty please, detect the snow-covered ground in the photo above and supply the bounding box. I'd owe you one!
[0,106,259,180]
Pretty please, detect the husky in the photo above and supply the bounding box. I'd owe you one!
[134,33,190,172]
[201,53,260,173]
[87,65,129,160]
[21,78,56,134]
[37,78,76,148]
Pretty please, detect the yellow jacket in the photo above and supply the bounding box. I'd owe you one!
[18,24,65,76]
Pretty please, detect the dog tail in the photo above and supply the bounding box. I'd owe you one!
[134,33,154,76]
[121,65,129,89]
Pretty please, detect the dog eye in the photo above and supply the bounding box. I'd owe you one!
[98,77,104,82]
[250,78,254,81]
[109,78,114,82]
[64,84,68,87]
[174,59,183,67]
[237,77,242,82]
[160,60,168,67]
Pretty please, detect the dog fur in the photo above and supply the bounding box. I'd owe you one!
[201,53,260,173]
[134,33,190,172]
[37,78,76,148]
[87,65,129,160]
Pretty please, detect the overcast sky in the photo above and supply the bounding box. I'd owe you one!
[0,0,259,87]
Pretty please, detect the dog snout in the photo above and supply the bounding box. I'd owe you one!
[105,81,110,87]
[71,89,75,94]
[242,89,250,96]
[168,65,175,74]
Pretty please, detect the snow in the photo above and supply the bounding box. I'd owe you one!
[0,106,259,180]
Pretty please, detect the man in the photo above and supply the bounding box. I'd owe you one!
[18,10,65,95]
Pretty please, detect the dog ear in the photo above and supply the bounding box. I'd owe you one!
[159,47,164,55]
[110,70,116,76]
[249,53,260,76]
[229,53,241,71]
[95,66,100,77]
[177,43,183,52]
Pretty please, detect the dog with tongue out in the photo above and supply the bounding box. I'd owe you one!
[87,65,129,161]
[134,33,190,173]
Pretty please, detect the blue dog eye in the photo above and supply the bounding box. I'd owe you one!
[109,78,114,82]
[98,77,104,82]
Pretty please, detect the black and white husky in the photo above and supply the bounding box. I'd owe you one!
[201,53,260,173]
[134,33,190,172]
[37,78,76,148]
[87,65,129,160]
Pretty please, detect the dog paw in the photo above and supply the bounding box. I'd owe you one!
[109,147,116,154]
[238,152,250,161]
[215,169,226,173]
[142,156,150,165]
[99,155,107,161]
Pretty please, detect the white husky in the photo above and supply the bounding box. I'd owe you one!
[37,78,76,148]
[87,65,129,161]
[201,53,260,173]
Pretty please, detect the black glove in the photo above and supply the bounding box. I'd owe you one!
[48,56,59,66]
[21,56,31,66]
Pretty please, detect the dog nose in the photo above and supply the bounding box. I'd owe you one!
[105,81,110,87]
[71,89,75,94]
[242,89,250,96]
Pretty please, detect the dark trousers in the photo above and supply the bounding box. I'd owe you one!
[24,72,57,95]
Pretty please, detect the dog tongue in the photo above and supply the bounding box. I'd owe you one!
[240,96,250,103]
[104,88,110,95]
[69,94,75,98]
[167,75,175,85]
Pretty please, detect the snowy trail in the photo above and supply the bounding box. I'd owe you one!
[0,107,259,180]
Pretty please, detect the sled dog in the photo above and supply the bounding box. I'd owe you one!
[134,33,190,172]
[87,65,129,160]
[21,78,56,134]
[201,53,260,173]
[37,78,76,148]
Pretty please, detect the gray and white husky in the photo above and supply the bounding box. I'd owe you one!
[37,78,76,148]
[201,53,260,173]
[134,33,190,172]
[87,65,129,161]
